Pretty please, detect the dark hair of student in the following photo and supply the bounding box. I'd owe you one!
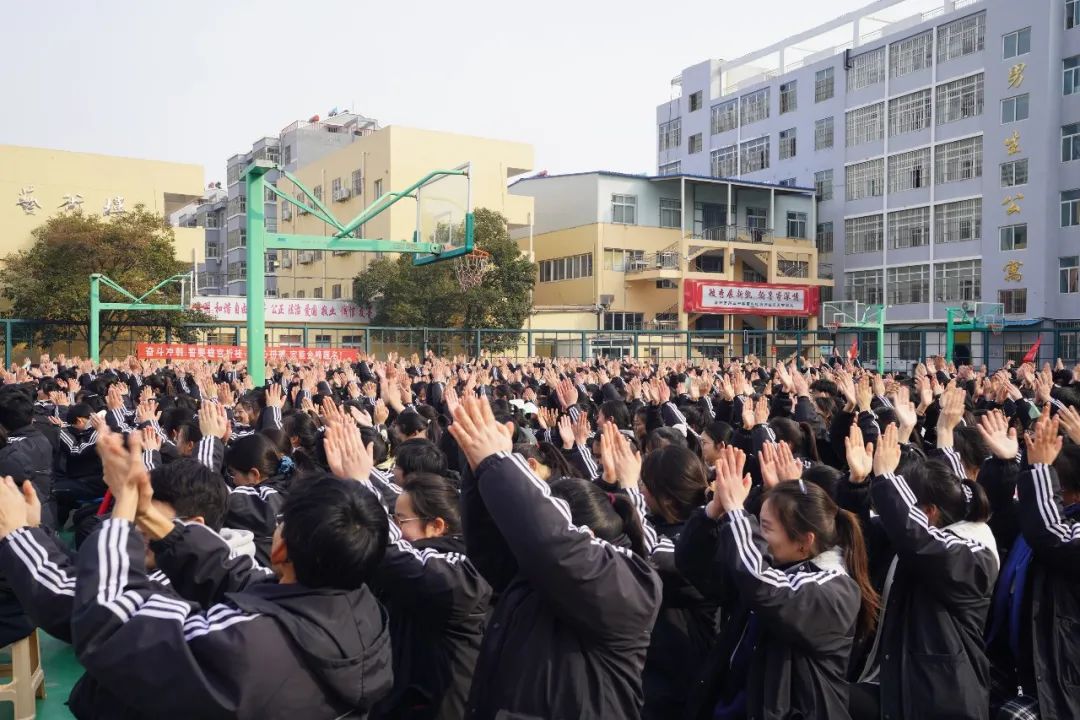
[764,481,881,637]
[66,403,93,424]
[283,411,322,472]
[1053,443,1080,495]
[514,442,574,480]
[260,427,294,456]
[599,400,631,431]
[640,445,708,523]
[359,426,389,465]
[769,417,821,463]
[149,459,228,531]
[159,407,192,438]
[547,478,647,557]
[225,433,281,479]
[681,405,707,435]
[38,378,60,396]
[702,421,734,447]
[415,404,442,444]
[645,426,688,454]
[803,464,843,500]
[902,458,991,526]
[0,385,34,432]
[280,475,389,589]
[394,410,433,441]
[394,438,448,476]
[810,379,839,398]
[177,421,203,447]
[401,472,462,535]
[951,426,989,478]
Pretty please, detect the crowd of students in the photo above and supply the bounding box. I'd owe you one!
[0,349,1074,719]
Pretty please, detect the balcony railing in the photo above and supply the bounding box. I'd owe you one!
[227,267,247,283]
[695,225,774,244]
[624,250,680,274]
[197,272,219,290]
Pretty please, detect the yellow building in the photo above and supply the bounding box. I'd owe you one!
[272,126,534,300]
[0,145,206,263]
[510,171,832,359]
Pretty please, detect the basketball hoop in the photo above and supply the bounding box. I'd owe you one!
[989,321,1004,335]
[827,322,840,335]
[454,248,491,290]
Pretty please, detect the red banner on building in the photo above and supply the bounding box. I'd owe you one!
[683,280,820,317]
[136,343,360,363]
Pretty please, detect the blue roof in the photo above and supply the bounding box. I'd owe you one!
[509,170,816,194]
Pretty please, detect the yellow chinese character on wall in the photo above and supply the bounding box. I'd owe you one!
[1003,194,1025,215]
[1004,260,1023,282]
[1005,131,1022,156]
[1008,63,1026,88]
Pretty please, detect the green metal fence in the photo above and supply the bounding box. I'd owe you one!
[0,319,1075,372]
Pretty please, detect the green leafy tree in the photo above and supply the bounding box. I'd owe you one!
[0,205,211,354]
[353,208,536,351]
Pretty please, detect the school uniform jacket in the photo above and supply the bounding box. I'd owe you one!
[72,517,393,720]
[462,452,662,720]
[0,425,56,528]
[224,482,284,567]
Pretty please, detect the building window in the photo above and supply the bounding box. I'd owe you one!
[889,206,931,249]
[780,81,798,113]
[776,317,810,332]
[786,211,808,238]
[847,47,886,90]
[898,331,922,360]
[889,89,932,136]
[888,264,931,304]
[890,31,933,78]
[888,147,930,193]
[1065,56,1080,95]
[846,103,885,146]
[743,265,766,283]
[282,145,292,166]
[611,194,637,224]
[935,259,981,302]
[604,312,644,331]
[313,287,323,299]
[711,145,738,177]
[1062,189,1080,226]
[778,178,797,187]
[370,179,382,199]
[659,161,681,176]
[816,222,834,253]
[1003,27,1031,59]
[935,198,982,244]
[711,99,738,134]
[845,214,884,254]
[740,136,770,173]
[740,88,770,126]
[658,118,682,151]
[1070,0,1080,29]
[540,253,594,283]
[935,136,983,184]
[688,133,703,154]
[313,185,323,202]
[351,169,363,195]
[938,12,986,63]
[936,74,984,124]
[689,91,703,112]
[332,283,343,299]
[296,290,305,299]
[814,117,834,150]
[846,158,884,201]
[814,169,834,200]
[815,68,835,102]
[846,269,884,304]
[1000,159,1029,187]
[659,198,681,228]
[1063,123,1080,161]
[604,249,644,272]
[1061,256,1080,292]
[1000,223,1028,251]
[999,289,1027,315]
[205,241,220,260]
[779,128,797,159]
[1001,94,1029,123]
[331,177,342,198]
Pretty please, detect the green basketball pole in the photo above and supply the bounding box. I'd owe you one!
[89,273,191,363]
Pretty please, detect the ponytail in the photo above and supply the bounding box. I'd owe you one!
[834,507,881,638]
[960,478,991,523]
[548,478,648,558]
[798,421,822,463]
[609,493,648,558]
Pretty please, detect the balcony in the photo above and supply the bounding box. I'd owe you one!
[695,225,774,244]
[197,272,220,291]
[227,196,247,218]
[227,266,247,284]
[226,230,247,251]
[625,249,680,274]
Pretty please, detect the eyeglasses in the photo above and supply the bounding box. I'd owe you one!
[393,515,428,525]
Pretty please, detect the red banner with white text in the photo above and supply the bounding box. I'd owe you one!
[683,280,820,317]
[136,343,360,363]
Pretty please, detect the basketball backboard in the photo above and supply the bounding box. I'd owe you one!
[821,301,884,330]
[413,162,474,266]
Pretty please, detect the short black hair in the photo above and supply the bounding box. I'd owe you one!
[394,439,447,476]
[150,459,228,531]
[67,404,93,423]
[0,385,34,432]
[281,475,388,589]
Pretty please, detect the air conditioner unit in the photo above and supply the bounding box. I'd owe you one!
[298,251,315,264]
[629,258,649,271]
[333,188,352,202]
[282,256,293,268]
[281,206,293,220]
[599,294,615,307]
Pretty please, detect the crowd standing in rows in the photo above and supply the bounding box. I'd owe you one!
[0,349,1075,719]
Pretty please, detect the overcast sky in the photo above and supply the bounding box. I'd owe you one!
[2,0,939,183]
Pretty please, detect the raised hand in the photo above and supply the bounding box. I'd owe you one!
[977,411,1019,460]
[774,441,804,482]
[1025,413,1063,466]
[198,402,228,440]
[872,423,901,477]
[557,415,575,450]
[892,385,917,443]
[599,422,641,490]
[141,425,162,453]
[1057,404,1080,445]
[753,395,769,426]
[373,399,390,426]
[708,445,751,518]
[845,422,874,483]
[855,375,873,413]
[448,396,514,470]
[573,412,592,446]
[265,383,284,409]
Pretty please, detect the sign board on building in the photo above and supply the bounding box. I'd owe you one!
[683,280,820,317]
[137,343,360,363]
[190,296,373,324]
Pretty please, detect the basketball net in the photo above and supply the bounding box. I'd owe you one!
[454,249,491,290]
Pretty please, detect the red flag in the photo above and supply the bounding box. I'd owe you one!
[848,338,859,360]
[1021,337,1041,364]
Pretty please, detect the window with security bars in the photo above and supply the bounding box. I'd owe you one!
[351,169,363,194]
[740,136,770,173]
[658,119,681,151]
[935,136,983,184]
[1001,94,1029,123]
[815,68,834,102]
[776,317,810,332]
[659,161,681,176]
[815,117,834,150]
[847,48,886,90]
[1063,123,1080,161]
[936,74,984,124]
[889,206,930,249]
[999,289,1027,315]
[814,170,834,200]
[890,31,933,78]
[888,148,930,193]
[845,215,884,254]
[816,222,834,253]
[846,159,884,200]
[779,128,797,159]
[937,13,985,63]
[780,81,798,113]
[711,145,738,177]
[1000,223,1028,251]
[935,198,982,244]
[846,103,884,146]
[889,90,931,136]
[1000,159,1028,187]
[935,259,981,302]
[1061,256,1080,293]
[845,269,884,304]
[659,198,681,228]
[711,99,738,134]
[1062,189,1080,226]
[888,265,930,304]
[740,88,770,126]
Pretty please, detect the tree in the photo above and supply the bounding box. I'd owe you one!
[353,208,536,350]
[0,205,211,354]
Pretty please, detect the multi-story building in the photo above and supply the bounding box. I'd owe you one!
[509,171,828,359]
[657,0,1080,356]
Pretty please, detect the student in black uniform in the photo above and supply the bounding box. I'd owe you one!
[223,433,288,565]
